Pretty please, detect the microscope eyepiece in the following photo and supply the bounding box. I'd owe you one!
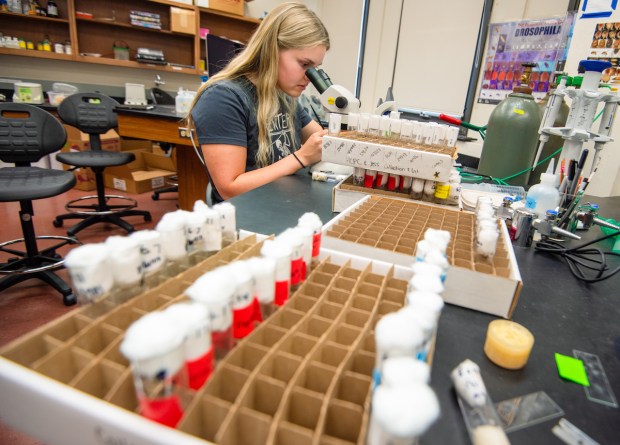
[306,67,333,94]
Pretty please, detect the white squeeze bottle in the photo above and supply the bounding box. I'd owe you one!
[524,159,560,218]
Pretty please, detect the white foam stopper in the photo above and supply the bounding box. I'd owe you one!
[164,302,211,360]
[476,228,500,257]
[423,228,451,252]
[450,359,489,407]
[382,357,431,387]
[194,204,222,251]
[408,273,444,294]
[424,249,450,273]
[213,202,236,236]
[261,239,293,281]
[276,228,304,260]
[130,230,165,274]
[398,306,437,340]
[120,311,185,378]
[411,261,443,279]
[401,120,414,139]
[369,383,440,441]
[406,291,445,321]
[410,178,424,194]
[246,256,276,304]
[223,261,254,309]
[293,225,313,269]
[298,212,322,233]
[184,211,207,254]
[185,269,235,331]
[65,243,114,302]
[156,210,189,260]
[105,236,142,287]
[375,312,425,370]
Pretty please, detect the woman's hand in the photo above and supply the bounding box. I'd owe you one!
[296,129,328,166]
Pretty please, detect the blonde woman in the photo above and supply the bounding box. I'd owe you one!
[188,2,329,203]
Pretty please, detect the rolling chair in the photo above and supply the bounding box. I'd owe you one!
[0,103,80,306]
[53,93,152,236]
[149,87,179,201]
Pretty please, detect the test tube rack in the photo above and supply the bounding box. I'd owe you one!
[178,253,417,445]
[323,196,523,318]
[322,130,457,183]
[0,234,426,445]
[0,235,267,422]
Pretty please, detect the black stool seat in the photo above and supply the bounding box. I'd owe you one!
[0,167,77,201]
[56,150,135,169]
[0,103,80,306]
[53,93,151,236]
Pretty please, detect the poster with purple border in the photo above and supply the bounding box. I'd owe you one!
[478,13,575,105]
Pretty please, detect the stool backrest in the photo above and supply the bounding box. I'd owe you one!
[0,103,67,166]
[57,93,119,151]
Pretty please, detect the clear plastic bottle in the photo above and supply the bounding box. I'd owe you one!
[524,160,560,218]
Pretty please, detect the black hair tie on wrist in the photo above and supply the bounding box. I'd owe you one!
[292,152,306,169]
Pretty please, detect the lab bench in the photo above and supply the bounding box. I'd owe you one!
[1,172,619,444]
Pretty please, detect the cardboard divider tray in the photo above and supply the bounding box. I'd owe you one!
[322,195,522,318]
[0,236,427,445]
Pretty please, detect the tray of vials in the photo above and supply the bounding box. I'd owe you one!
[0,236,434,445]
[323,196,522,318]
[177,249,420,445]
[322,130,457,183]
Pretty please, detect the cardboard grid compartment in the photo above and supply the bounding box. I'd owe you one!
[323,196,522,318]
[178,251,415,445]
[322,131,457,183]
[0,234,268,412]
[0,236,420,445]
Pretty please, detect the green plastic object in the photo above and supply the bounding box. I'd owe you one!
[599,217,620,253]
[477,91,543,186]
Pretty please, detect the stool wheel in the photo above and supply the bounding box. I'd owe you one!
[145,214,152,222]
[63,293,77,306]
[53,219,63,228]
[152,193,160,201]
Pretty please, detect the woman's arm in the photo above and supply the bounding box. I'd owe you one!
[202,130,325,200]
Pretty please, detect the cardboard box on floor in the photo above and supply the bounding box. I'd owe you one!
[104,149,176,194]
[64,125,121,152]
[59,138,154,192]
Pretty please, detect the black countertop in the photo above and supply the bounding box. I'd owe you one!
[229,174,620,444]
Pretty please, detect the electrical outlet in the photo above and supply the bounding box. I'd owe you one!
[178,127,191,139]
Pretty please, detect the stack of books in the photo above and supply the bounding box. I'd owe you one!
[129,10,161,30]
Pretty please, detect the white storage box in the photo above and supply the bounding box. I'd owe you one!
[322,195,522,318]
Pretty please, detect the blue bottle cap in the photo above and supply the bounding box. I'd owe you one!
[579,60,612,73]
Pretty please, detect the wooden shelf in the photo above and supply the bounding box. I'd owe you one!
[0,47,74,61]
[1,1,259,76]
[74,54,199,74]
[75,17,194,37]
[0,11,70,23]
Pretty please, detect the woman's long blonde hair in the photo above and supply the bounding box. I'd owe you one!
[187,2,330,167]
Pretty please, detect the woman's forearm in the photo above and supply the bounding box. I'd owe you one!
[216,154,304,200]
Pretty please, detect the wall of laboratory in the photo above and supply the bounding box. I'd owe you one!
[466,0,619,197]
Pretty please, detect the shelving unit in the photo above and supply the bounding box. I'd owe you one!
[0,0,260,75]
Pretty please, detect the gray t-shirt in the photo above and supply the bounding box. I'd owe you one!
[191,77,313,203]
